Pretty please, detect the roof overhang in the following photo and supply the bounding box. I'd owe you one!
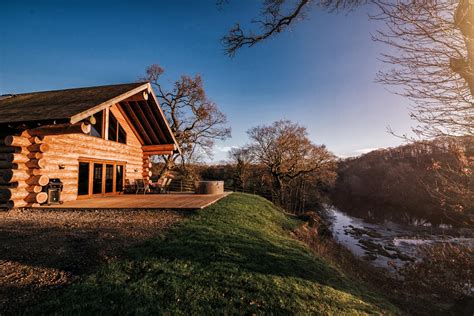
[70,82,180,155]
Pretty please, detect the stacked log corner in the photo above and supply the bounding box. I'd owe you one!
[143,154,152,183]
[0,133,50,209]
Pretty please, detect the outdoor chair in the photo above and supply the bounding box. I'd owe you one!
[150,177,172,194]
[124,179,136,194]
[135,179,150,194]
[149,178,164,194]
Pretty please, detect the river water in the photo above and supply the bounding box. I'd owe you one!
[326,206,474,269]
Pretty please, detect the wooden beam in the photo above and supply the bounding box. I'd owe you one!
[116,102,145,145]
[147,85,181,154]
[142,144,176,152]
[126,91,149,102]
[144,150,173,156]
[120,101,152,144]
[70,83,149,124]
[138,100,168,144]
[130,101,160,144]
[26,175,49,186]
[27,143,49,153]
[28,123,91,137]
[4,136,30,147]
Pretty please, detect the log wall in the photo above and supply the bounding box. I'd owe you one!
[40,104,144,202]
[0,103,147,207]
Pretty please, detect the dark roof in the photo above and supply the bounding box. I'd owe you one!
[0,82,147,124]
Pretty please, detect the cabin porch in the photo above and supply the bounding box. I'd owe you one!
[35,192,231,210]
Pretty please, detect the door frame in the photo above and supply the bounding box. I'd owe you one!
[77,158,126,199]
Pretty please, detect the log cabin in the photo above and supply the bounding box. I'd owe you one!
[0,82,180,208]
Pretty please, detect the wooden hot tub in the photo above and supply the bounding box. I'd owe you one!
[195,181,224,195]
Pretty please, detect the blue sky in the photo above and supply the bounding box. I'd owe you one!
[0,0,414,161]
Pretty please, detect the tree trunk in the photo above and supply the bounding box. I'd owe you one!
[157,154,175,179]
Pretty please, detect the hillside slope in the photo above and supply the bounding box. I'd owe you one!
[35,193,400,314]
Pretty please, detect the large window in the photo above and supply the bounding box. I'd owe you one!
[90,111,104,138]
[86,109,126,144]
[108,112,127,144]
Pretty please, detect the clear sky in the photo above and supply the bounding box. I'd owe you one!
[0,0,415,161]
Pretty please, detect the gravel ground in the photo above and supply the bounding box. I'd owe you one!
[0,208,189,314]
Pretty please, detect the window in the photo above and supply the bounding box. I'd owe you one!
[108,112,127,144]
[105,164,114,193]
[116,165,124,192]
[93,163,103,194]
[78,162,90,195]
[90,111,104,138]
[78,160,125,197]
[118,124,127,144]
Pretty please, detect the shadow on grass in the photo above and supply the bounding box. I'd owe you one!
[32,193,399,314]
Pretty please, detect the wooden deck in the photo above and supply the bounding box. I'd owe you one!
[37,193,231,210]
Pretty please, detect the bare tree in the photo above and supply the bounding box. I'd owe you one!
[142,64,231,177]
[221,0,473,220]
[371,1,473,222]
[228,146,254,192]
[222,1,473,137]
[247,120,336,205]
[221,0,364,57]
[373,0,473,138]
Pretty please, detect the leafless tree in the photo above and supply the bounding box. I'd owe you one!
[222,0,473,220]
[221,0,365,57]
[228,146,254,191]
[247,120,336,205]
[142,64,231,177]
[371,1,473,221]
[373,1,473,139]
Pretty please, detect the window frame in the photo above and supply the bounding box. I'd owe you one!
[86,107,127,144]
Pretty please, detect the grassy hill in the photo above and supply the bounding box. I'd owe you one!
[34,193,400,314]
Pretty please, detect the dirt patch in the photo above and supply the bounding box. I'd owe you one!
[0,208,189,313]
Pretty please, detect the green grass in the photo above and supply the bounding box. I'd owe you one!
[34,193,400,315]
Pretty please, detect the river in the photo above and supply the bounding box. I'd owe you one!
[326,206,474,269]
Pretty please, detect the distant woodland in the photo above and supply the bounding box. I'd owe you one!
[190,136,473,228]
[331,137,472,227]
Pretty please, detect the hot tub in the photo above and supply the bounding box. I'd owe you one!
[195,181,224,194]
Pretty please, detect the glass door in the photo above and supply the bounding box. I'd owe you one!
[116,165,124,192]
[78,159,125,198]
[105,164,114,193]
[78,162,90,196]
[92,163,103,195]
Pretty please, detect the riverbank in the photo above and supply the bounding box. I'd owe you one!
[301,207,474,315]
[326,205,474,269]
[29,193,399,314]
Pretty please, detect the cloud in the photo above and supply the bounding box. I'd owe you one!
[215,145,239,153]
[354,147,380,154]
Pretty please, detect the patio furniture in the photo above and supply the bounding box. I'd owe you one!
[135,179,150,194]
[151,177,173,193]
[124,179,136,194]
[195,181,224,194]
[150,177,166,194]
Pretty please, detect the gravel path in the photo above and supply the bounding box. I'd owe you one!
[0,208,189,313]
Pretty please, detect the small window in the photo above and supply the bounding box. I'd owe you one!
[108,112,126,144]
[90,111,104,138]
